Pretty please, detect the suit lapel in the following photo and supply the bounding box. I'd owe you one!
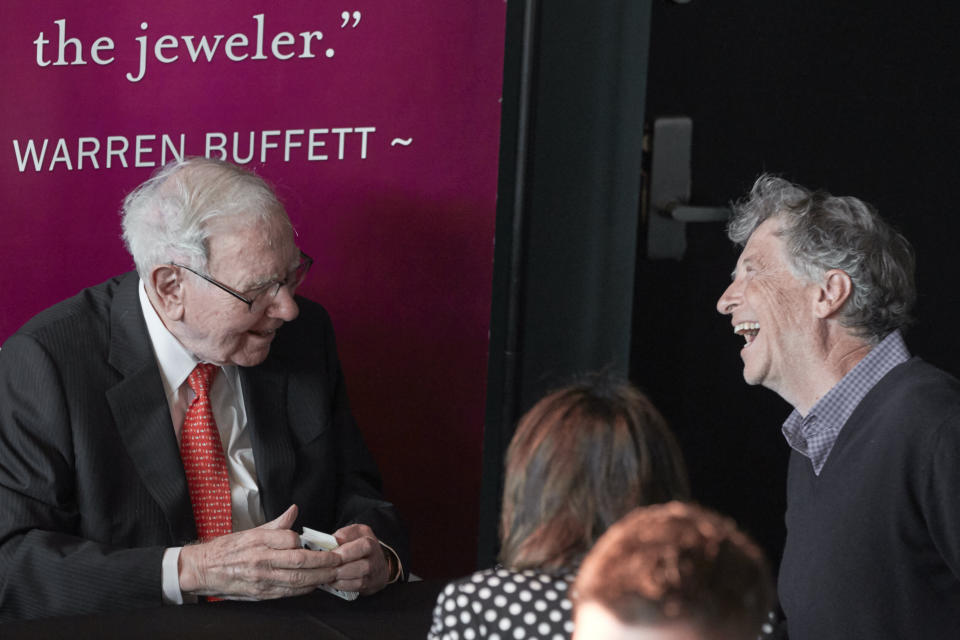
[240,363,296,522]
[105,274,196,542]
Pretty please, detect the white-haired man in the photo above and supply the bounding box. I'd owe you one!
[0,158,407,620]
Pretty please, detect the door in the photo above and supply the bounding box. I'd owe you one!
[633,0,960,570]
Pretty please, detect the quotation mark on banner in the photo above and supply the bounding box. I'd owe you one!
[341,11,361,28]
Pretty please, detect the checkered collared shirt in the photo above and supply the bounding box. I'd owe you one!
[781,329,911,475]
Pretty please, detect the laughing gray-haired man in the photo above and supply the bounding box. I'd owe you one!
[716,175,960,639]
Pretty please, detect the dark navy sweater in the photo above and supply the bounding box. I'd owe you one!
[779,358,960,639]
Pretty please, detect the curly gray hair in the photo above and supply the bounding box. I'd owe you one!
[727,175,915,343]
[121,157,290,278]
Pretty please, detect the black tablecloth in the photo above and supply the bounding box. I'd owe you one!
[2,579,445,639]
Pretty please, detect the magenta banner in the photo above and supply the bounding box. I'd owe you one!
[1,0,505,577]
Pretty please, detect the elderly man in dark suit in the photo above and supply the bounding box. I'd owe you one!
[0,158,408,621]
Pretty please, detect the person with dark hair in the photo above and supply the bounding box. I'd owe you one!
[716,174,960,638]
[428,377,690,640]
[0,158,408,620]
[572,501,774,640]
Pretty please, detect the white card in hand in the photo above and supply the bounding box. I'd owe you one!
[300,527,359,601]
[301,526,340,551]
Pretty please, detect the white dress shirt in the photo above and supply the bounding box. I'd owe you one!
[138,281,265,604]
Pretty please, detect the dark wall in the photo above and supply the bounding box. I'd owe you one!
[633,0,960,569]
[479,0,652,568]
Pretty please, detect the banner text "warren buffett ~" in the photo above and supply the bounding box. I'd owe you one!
[12,128,378,173]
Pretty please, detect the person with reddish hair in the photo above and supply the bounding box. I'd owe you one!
[572,501,774,640]
[428,376,689,640]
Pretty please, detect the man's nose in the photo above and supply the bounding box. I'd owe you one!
[716,281,740,315]
[268,286,300,322]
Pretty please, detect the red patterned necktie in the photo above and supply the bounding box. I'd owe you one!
[181,363,233,542]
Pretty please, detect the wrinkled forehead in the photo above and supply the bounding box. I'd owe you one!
[206,207,292,237]
[208,214,297,259]
[735,218,787,263]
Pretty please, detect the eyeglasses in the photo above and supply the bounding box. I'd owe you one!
[172,251,313,312]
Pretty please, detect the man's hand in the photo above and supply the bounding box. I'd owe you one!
[329,523,393,596]
[178,504,341,600]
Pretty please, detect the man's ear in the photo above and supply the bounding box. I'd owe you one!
[814,269,853,319]
[149,265,186,321]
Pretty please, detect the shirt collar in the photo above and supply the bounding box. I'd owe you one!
[782,329,910,474]
[138,279,198,400]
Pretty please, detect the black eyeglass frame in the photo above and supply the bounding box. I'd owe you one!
[171,250,313,311]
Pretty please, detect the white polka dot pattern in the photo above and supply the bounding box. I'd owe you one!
[180,363,232,541]
[427,567,575,640]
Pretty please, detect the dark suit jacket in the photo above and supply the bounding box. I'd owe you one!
[0,273,409,621]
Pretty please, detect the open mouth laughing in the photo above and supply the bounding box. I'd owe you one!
[734,321,760,346]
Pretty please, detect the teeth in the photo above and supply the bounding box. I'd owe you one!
[733,322,760,335]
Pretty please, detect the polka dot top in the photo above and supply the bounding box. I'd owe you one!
[428,566,576,640]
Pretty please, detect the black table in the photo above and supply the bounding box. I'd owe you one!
[2,580,445,639]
